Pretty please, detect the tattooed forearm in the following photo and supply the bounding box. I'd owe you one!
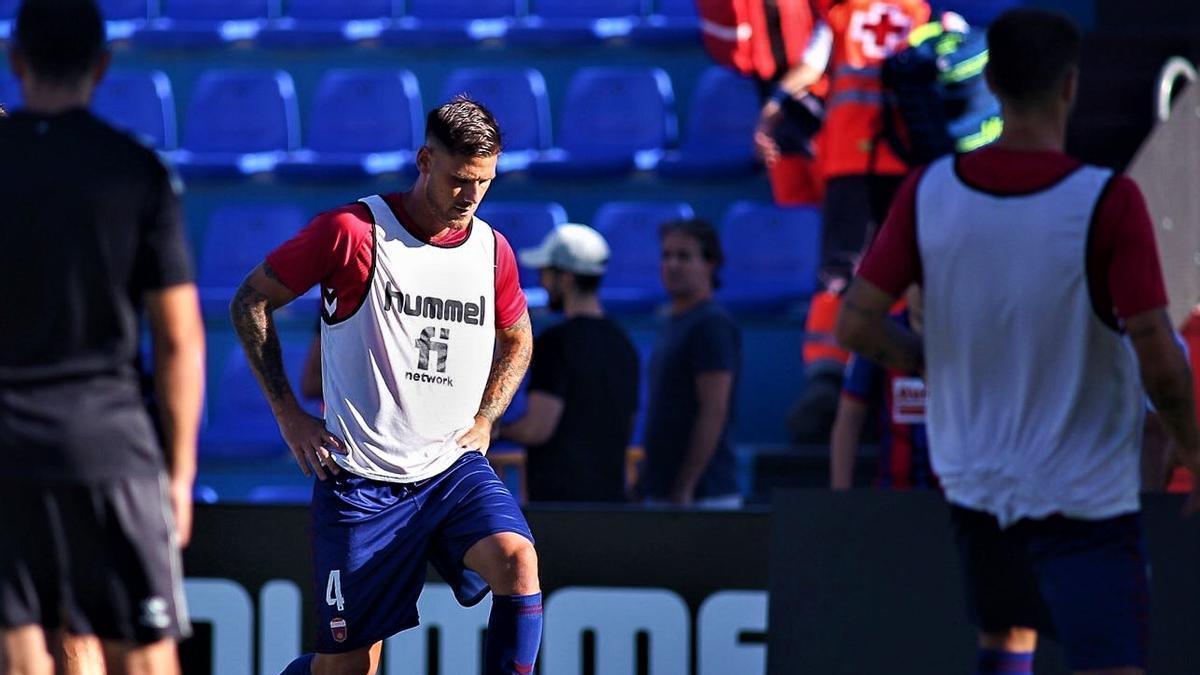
[477,312,533,423]
[230,280,296,411]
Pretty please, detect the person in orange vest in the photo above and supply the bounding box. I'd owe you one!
[762,0,930,283]
[821,0,930,278]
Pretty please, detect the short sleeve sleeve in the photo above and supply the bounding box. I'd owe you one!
[265,205,372,299]
[1094,177,1168,319]
[688,313,740,374]
[494,231,529,329]
[135,162,193,291]
[857,167,925,295]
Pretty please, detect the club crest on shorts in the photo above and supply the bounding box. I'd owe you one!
[330,617,348,643]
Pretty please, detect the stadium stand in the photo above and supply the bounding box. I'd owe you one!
[507,0,645,46]
[277,68,422,179]
[530,66,677,177]
[381,0,518,47]
[133,0,280,48]
[629,0,702,46]
[201,338,315,459]
[475,201,569,289]
[174,68,299,178]
[659,65,761,177]
[718,201,822,311]
[593,201,695,310]
[196,202,312,316]
[438,67,551,172]
[91,69,176,149]
[257,0,394,48]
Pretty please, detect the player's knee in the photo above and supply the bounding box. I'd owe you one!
[495,539,539,589]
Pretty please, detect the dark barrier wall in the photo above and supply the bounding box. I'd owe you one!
[180,506,771,675]
[179,493,1200,674]
[768,491,1200,675]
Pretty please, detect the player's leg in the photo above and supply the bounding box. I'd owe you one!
[61,477,187,675]
[280,473,427,675]
[1025,514,1149,675]
[948,505,1048,675]
[432,452,541,675]
[976,628,1036,675]
[1,483,66,675]
[2,626,54,675]
[61,634,105,675]
[98,639,177,675]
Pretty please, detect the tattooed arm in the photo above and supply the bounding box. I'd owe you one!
[230,262,345,479]
[457,310,534,453]
[834,278,924,374]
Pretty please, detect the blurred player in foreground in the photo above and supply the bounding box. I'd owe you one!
[837,8,1200,675]
[231,97,538,675]
[0,1,204,673]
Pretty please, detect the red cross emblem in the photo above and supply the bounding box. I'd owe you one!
[850,3,912,62]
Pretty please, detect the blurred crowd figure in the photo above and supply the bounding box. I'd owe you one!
[501,224,640,503]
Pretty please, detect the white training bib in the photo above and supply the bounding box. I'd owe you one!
[321,195,498,482]
[916,156,1142,526]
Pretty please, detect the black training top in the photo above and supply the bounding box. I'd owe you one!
[0,107,192,481]
[525,316,640,503]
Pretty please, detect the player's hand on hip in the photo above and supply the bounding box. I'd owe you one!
[278,409,347,481]
[456,415,493,455]
[169,476,194,548]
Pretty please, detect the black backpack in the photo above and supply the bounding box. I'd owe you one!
[880,20,1003,165]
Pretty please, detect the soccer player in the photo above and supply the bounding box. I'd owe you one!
[836,9,1200,675]
[500,223,640,503]
[231,97,539,675]
[830,285,933,490]
[0,1,204,674]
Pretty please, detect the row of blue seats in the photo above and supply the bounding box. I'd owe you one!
[0,0,699,47]
[0,65,762,179]
[197,199,821,319]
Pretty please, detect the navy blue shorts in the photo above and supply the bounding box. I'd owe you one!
[309,451,533,653]
[949,505,1149,671]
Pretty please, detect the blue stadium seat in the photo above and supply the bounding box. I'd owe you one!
[91,70,177,150]
[593,201,694,309]
[201,338,315,458]
[630,0,700,47]
[719,201,822,310]
[475,201,568,290]
[133,0,279,48]
[175,69,300,178]
[196,203,311,316]
[382,0,518,47]
[0,0,14,40]
[508,0,644,46]
[659,66,760,178]
[438,68,550,172]
[278,69,421,180]
[100,0,153,40]
[530,67,677,177]
[257,0,394,47]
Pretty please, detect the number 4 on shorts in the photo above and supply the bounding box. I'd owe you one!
[326,569,345,612]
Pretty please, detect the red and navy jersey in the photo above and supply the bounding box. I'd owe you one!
[841,310,935,489]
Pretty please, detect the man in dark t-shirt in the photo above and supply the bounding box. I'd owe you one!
[0,1,204,672]
[500,223,640,502]
[642,219,742,507]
